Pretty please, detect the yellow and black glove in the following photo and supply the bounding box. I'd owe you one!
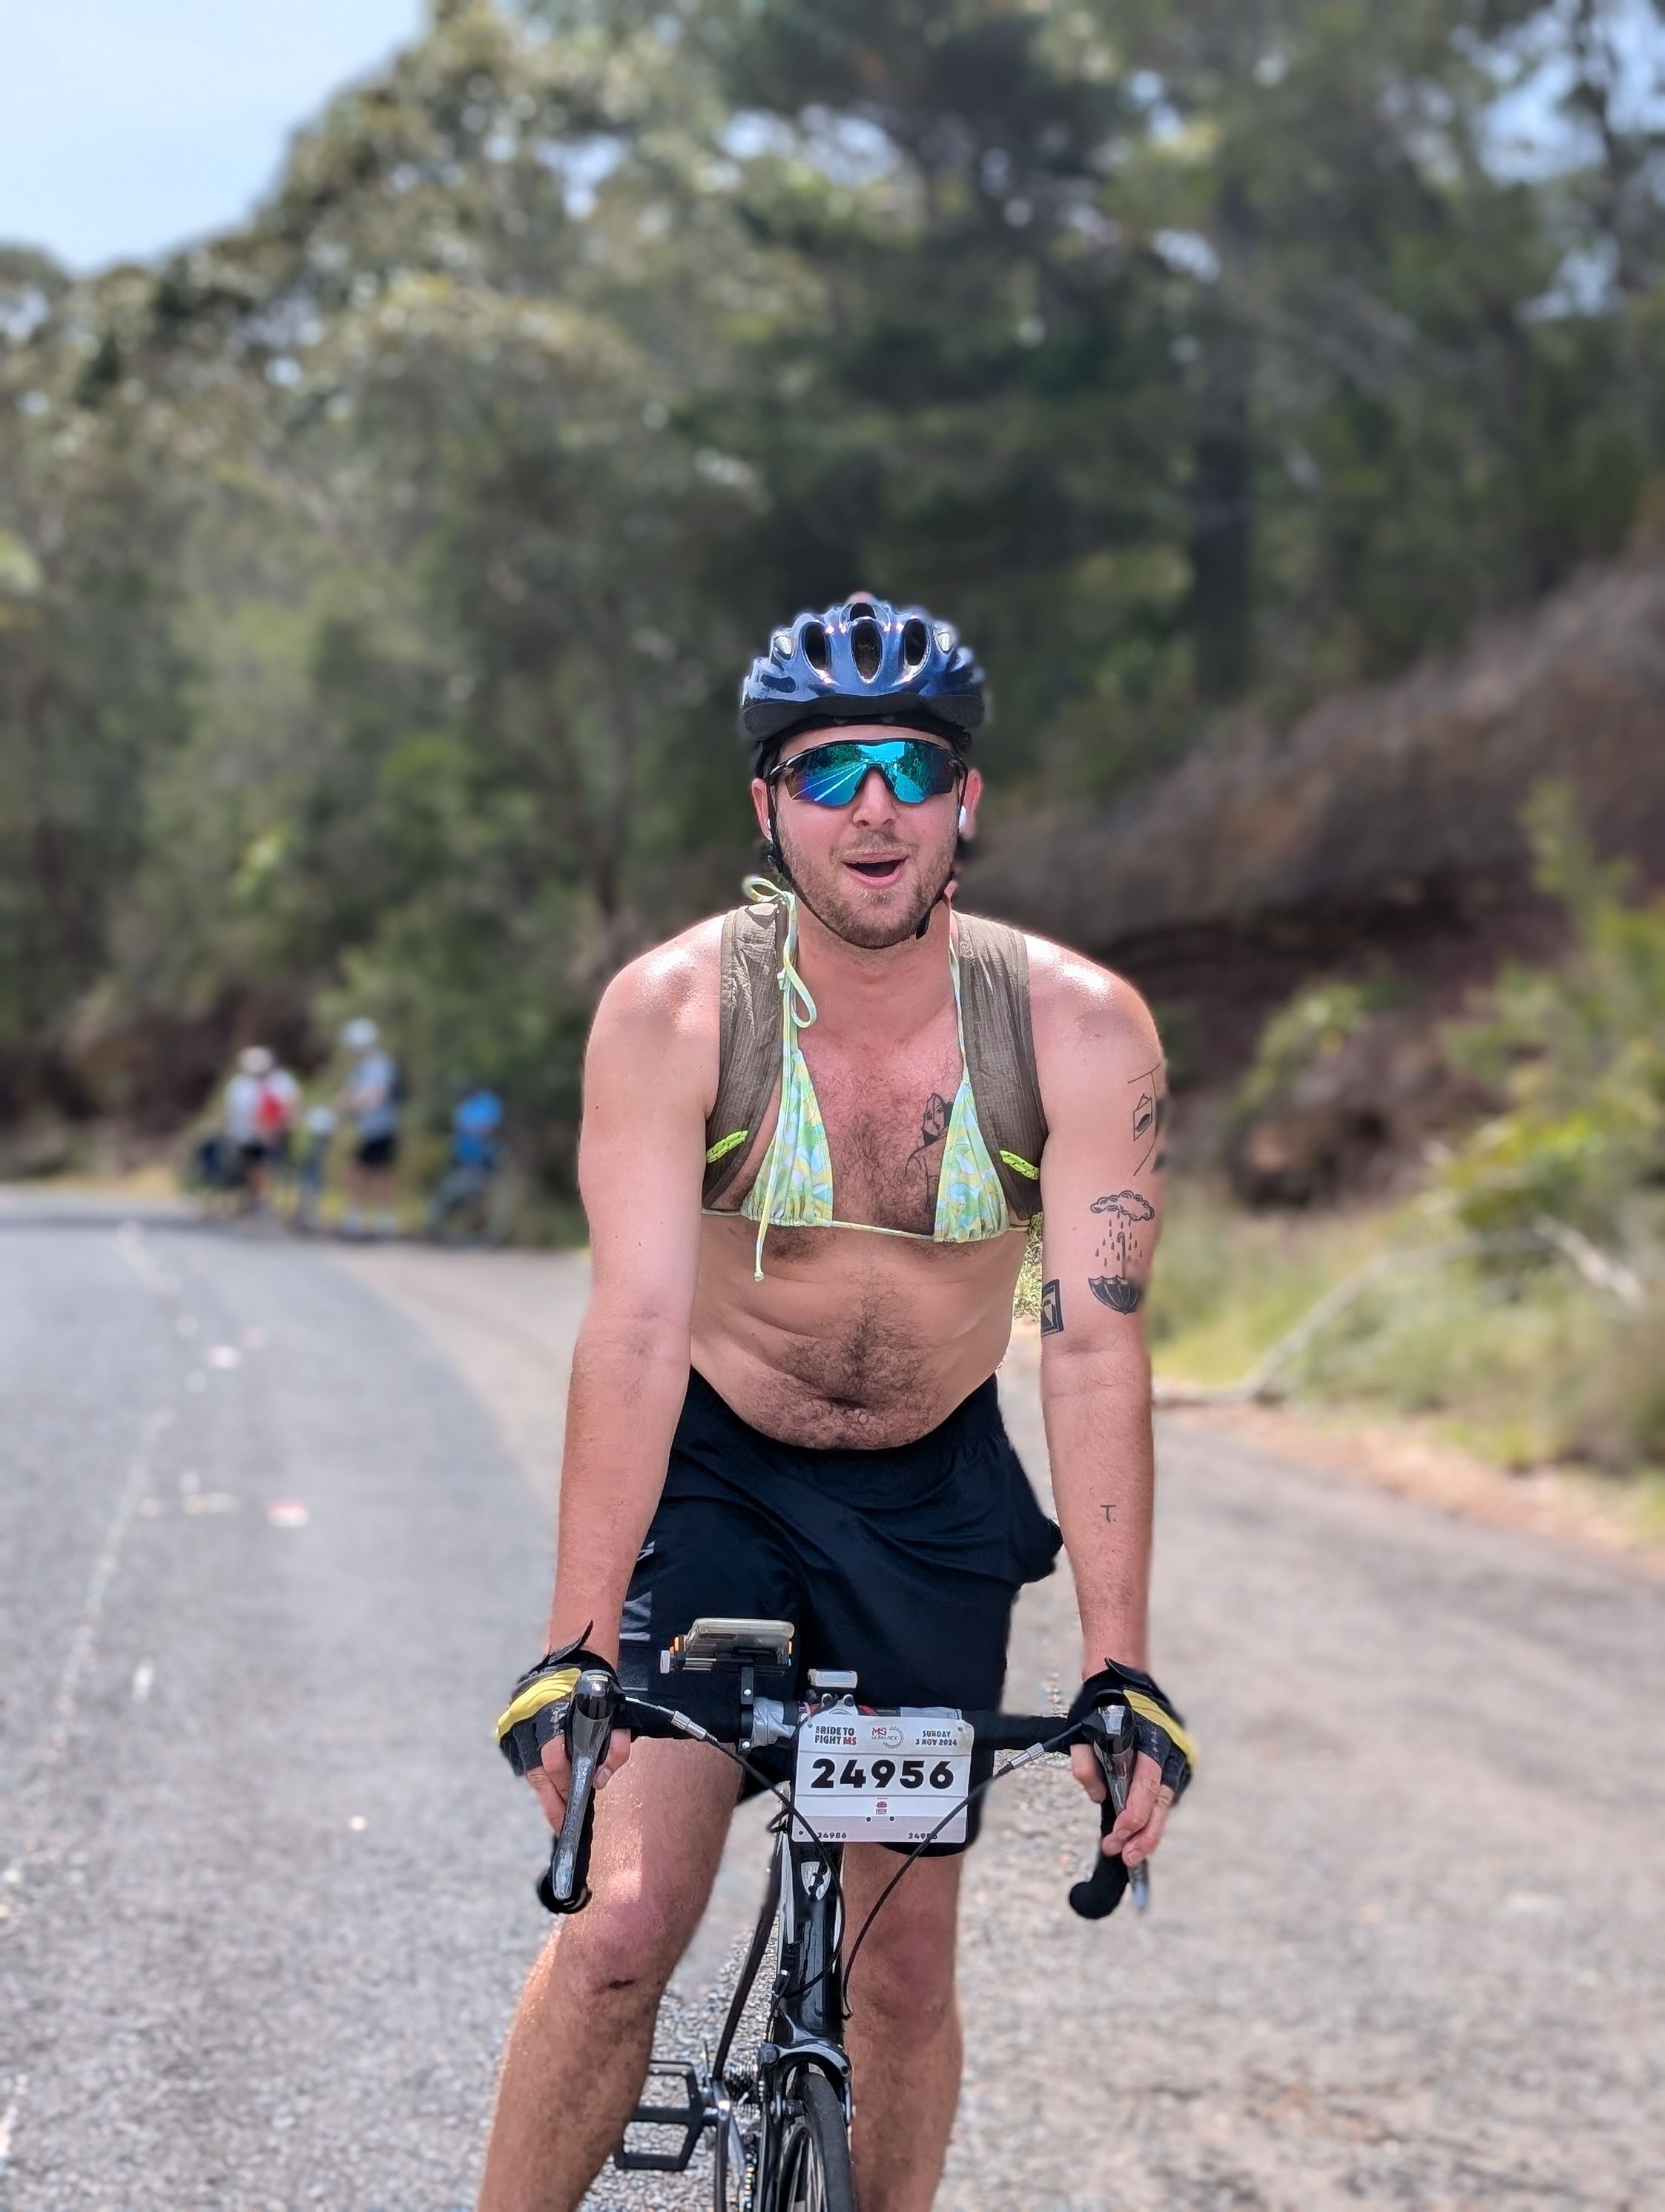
[1069,1658,1197,1800]
[495,1627,619,1779]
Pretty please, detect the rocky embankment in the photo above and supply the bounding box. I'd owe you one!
[972,556,1665,1196]
[976,557,1665,1069]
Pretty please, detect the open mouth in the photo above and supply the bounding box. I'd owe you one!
[843,853,907,889]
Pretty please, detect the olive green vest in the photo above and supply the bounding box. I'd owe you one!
[701,903,1047,1220]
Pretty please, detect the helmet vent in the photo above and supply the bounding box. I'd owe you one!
[848,600,876,622]
[902,616,929,668]
[802,622,830,672]
[851,617,883,680]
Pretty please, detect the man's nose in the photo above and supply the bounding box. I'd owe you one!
[847,766,897,823]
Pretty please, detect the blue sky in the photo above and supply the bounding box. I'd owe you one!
[4,2,1660,277]
[1,2,423,272]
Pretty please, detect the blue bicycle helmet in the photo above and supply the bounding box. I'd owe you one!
[739,596,987,764]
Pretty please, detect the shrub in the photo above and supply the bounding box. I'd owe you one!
[1440,783,1665,1263]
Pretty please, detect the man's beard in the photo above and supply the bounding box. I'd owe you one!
[779,834,956,949]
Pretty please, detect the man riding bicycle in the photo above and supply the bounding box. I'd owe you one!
[481,599,1192,2212]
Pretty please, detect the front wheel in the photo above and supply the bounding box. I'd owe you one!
[768,2067,855,2212]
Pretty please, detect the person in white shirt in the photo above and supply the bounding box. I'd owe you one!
[337,1018,402,1237]
[221,1045,300,1208]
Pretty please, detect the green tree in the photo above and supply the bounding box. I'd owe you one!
[0,250,192,1113]
[6,0,1665,1195]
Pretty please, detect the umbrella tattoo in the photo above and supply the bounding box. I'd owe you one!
[1088,1189,1154,1313]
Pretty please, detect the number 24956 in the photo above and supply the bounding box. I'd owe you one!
[806,1757,957,1791]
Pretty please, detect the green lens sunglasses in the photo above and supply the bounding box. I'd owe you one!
[769,737,963,809]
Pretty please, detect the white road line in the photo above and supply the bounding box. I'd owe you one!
[0,2075,29,2176]
[39,1402,171,1772]
[2,1225,183,1899]
[1,1229,192,2181]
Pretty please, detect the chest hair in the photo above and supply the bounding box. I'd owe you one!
[802,1026,965,1237]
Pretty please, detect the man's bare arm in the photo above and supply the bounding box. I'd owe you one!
[517,932,715,1834]
[546,935,716,1657]
[1032,946,1171,1864]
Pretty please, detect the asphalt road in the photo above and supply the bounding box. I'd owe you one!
[1,1198,1661,2212]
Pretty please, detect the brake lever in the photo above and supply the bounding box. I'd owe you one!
[1089,1700,1149,1913]
[1100,1708,1150,1913]
[548,1668,619,1910]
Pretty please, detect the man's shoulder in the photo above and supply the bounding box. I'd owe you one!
[601,914,724,1016]
[589,914,728,1076]
[1015,929,1162,1084]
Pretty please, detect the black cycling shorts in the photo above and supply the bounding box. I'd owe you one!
[618,1369,1061,1852]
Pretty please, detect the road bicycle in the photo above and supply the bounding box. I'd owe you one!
[545,1618,1149,2211]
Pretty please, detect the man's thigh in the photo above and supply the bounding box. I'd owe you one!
[618,1493,801,1696]
[559,1737,743,1981]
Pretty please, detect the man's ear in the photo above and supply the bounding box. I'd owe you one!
[751,777,772,840]
[957,767,983,840]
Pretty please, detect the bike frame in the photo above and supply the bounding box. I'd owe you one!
[709,1815,851,2198]
[602,1673,1137,2195]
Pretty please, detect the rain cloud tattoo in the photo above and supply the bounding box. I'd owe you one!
[1129,1059,1169,1176]
[1087,1188,1155,1314]
[1040,1279,1064,1335]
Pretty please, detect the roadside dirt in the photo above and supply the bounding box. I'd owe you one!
[1160,1394,1665,1576]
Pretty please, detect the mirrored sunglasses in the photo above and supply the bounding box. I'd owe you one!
[770,737,962,809]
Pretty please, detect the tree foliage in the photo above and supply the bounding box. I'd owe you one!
[3,0,1664,1180]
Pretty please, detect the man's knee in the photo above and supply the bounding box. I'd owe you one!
[845,1909,957,2039]
[558,1887,684,2009]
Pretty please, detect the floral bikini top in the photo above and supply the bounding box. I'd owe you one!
[703,879,1046,1280]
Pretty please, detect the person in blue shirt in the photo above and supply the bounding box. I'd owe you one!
[428,1086,505,1240]
[453,1087,504,1171]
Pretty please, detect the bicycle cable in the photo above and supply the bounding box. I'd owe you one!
[625,1698,845,1915]
[813,1719,1081,2017]
[631,1701,1082,2019]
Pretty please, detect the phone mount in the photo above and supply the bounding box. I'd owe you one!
[661,1616,797,1752]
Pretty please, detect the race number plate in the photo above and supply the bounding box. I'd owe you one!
[792,1710,974,1845]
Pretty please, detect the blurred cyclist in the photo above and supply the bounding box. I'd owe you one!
[221,1045,299,1210]
[427,1085,504,1242]
[337,1018,402,1238]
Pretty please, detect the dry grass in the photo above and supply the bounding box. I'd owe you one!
[1148,1179,1665,1484]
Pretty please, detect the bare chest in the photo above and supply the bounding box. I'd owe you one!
[799,1019,965,1237]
